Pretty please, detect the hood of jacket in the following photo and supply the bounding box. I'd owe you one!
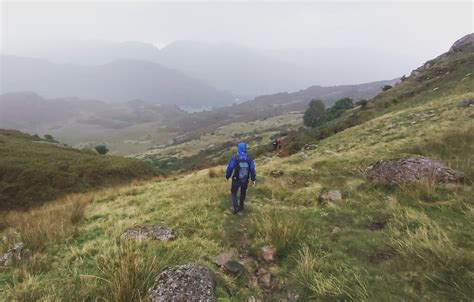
[237,142,247,161]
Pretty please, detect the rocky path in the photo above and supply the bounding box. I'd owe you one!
[219,206,294,301]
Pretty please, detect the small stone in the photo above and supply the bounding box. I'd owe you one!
[259,273,272,289]
[223,260,246,276]
[213,248,239,267]
[261,245,277,262]
[332,227,341,234]
[318,190,342,204]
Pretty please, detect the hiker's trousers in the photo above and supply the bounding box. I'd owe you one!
[230,179,248,211]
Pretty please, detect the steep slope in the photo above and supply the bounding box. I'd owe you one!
[0,130,156,210]
[0,55,233,105]
[1,35,472,300]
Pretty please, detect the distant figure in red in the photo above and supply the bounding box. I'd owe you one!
[276,137,283,150]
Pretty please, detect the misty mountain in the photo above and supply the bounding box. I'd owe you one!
[3,40,417,97]
[157,41,313,97]
[0,55,233,106]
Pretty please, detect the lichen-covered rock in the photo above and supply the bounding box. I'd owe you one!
[0,243,30,266]
[121,225,176,241]
[149,263,216,302]
[365,157,461,185]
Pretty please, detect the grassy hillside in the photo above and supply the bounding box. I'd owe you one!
[0,130,156,210]
[284,37,474,154]
[1,37,472,300]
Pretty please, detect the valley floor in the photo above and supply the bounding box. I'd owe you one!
[1,92,473,301]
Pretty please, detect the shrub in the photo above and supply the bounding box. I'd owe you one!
[356,99,368,108]
[95,144,109,155]
[382,85,393,91]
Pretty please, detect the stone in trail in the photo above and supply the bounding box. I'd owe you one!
[223,260,247,276]
[260,245,277,262]
[365,157,461,185]
[148,263,216,302]
[0,243,30,266]
[213,248,239,267]
[121,225,176,241]
[318,190,342,204]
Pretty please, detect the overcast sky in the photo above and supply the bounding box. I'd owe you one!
[1,1,472,59]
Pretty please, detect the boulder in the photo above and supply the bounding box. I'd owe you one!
[148,263,216,302]
[261,245,277,262]
[365,157,461,185]
[213,248,239,267]
[318,190,342,204]
[0,243,30,266]
[121,225,176,241]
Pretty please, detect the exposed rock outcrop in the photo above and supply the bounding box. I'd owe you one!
[148,263,216,302]
[365,157,461,185]
[449,33,474,52]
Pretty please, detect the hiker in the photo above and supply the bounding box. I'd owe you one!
[272,138,278,150]
[225,142,256,214]
[276,137,283,150]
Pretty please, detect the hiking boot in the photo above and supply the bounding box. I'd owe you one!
[233,208,239,215]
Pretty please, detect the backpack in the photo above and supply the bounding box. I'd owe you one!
[235,157,250,181]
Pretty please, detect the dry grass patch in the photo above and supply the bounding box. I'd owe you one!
[3,193,93,250]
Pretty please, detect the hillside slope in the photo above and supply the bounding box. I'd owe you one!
[0,35,472,300]
[0,130,156,210]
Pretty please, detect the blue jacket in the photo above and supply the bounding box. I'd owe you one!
[226,143,256,181]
